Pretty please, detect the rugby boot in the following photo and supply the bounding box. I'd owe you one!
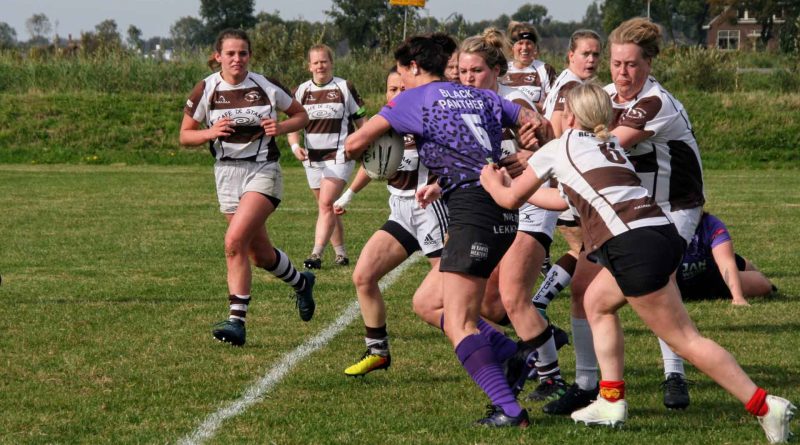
[571,398,627,427]
[475,405,530,428]
[758,395,796,444]
[303,253,322,269]
[527,377,568,402]
[212,319,246,346]
[661,373,691,410]
[344,350,391,377]
[295,271,316,322]
[543,383,599,415]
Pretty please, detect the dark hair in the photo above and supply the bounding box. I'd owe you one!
[207,29,251,71]
[394,32,457,78]
[507,21,540,46]
[569,29,602,52]
[566,29,603,64]
[387,65,398,75]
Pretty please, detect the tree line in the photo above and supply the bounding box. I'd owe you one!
[1,0,798,54]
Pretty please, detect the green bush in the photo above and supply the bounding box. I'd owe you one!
[654,46,737,92]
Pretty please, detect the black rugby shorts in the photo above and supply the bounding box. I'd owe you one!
[439,186,517,278]
[592,224,684,296]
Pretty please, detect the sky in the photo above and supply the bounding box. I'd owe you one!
[4,0,596,40]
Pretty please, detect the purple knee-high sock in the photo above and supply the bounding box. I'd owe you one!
[440,315,518,363]
[477,318,517,363]
[456,333,522,417]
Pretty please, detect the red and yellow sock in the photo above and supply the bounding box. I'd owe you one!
[599,380,625,402]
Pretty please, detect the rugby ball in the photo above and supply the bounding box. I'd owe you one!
[361,129,405,180]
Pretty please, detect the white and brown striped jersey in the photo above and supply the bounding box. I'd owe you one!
[497,84,536,158]
[529,129,671,252]
[500,59,557,105]
[604,77,705,213]
[387,135,434,197]
[543,68,585,120]
[293,76,366,166]
[184,71,294,162]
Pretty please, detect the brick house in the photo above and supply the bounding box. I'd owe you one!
[703,6,785,51]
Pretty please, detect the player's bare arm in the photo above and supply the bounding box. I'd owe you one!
[261,100,308,137]
[344,115,392,160]
[179,115,233,146]
[516,107,554,150]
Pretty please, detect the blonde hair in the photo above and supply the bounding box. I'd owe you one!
[608,17,662,59]
[565,82,613,141]
[308,43,334,63]
[459,28,510,76]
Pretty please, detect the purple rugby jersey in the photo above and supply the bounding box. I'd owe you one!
[679,213,732,282]
[379,81,521,193]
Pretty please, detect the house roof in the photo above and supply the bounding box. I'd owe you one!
[703,5,731,30]
[703,5,785,30]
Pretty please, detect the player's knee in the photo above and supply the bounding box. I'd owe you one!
[499,290,525,315]
[224,237,244,258]
[352,266,379,289]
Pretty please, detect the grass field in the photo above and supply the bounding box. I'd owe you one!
[3,91,799,169]
[0,165,798,444]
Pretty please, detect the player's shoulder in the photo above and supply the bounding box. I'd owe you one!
[294,78,314,92]
[247,72,277,87]
[498,84,533,108]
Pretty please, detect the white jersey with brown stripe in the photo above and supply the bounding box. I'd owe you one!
[294,77,362,166]
[498,84,554,221]
[184,72,293,162]
[604,77,705,214]
[387,135,430,197]
[500,60,557,104]
[530,129,671,252]
[497,84,535,159]
[543,69,585,120]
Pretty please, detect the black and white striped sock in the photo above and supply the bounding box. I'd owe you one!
[228,294,250,322]
[264,248,306,292]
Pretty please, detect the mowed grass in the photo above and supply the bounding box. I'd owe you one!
[0,165,798,444]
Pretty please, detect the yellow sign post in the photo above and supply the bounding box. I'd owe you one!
[389,0,426,39]
[389,0,426,6]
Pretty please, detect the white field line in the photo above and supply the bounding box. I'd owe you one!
[177,252,422,445]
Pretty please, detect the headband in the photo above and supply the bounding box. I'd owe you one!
[512,31,537,44]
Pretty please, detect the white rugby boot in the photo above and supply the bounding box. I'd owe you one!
[571,397,627,427]
[758,395,796,444]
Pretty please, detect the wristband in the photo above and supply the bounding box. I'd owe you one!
[333,188,357,210]
[291,143,301,153]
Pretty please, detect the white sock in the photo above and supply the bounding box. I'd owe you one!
[572,316,599,390]
[534,335,560,379]
[334,245,347,257]
[532,264,573,309]
[659,337,685,376]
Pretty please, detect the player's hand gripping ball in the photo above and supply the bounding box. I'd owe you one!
[361,129,405,180]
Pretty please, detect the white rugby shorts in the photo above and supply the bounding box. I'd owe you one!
[518,202,558,236]
[304,160,355,189]
[214,160,283,214]
[388,194,448,255]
